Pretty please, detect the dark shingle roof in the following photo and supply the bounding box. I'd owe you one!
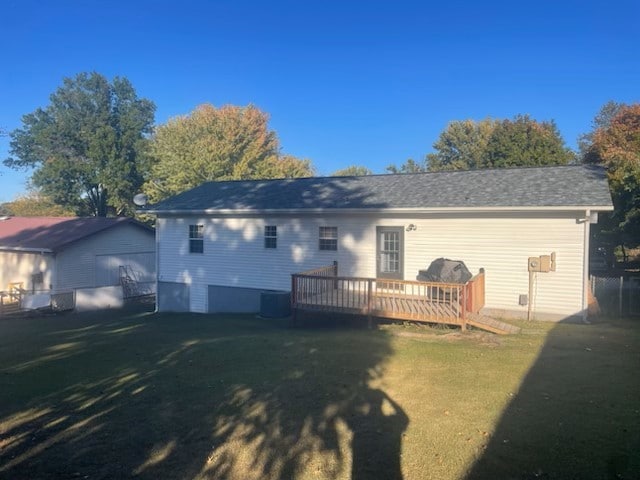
[0,217,153,252]
[148,165,612,213]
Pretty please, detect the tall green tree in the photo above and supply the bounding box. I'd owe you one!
[332,165,373,176]
[583,103,640,251]
[146,104,314,202]
[427,119,498,171]
[4,72,155,216]
[385,159,426,174]
[482,115,575,168]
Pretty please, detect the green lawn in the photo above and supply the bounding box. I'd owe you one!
[0,307,638,479]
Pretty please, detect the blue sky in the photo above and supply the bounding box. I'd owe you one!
[1,0,638,202]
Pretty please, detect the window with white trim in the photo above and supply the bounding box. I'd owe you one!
[264,225,277,249]
[319,226,338,251]
[189,224,204,253]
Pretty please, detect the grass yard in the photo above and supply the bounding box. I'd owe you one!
[0,307,638,480]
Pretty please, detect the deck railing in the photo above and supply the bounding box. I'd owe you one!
[0,283,25,316]
[291,263,486,329]
[464,269,485,314]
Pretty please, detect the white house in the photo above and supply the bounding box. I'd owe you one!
[146,165,612,321]
[0,216,155,310]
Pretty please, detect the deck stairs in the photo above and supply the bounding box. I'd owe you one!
[0,302,21,316]
[466,313,521,335]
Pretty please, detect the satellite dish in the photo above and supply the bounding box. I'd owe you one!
[133,193,148,207]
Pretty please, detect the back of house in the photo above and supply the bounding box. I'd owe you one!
[146,164,612,321]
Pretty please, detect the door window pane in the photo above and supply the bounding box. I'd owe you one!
[380,232,400,273]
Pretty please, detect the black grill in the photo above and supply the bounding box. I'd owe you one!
[417,258,472,284]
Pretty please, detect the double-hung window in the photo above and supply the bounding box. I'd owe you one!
[189,224,204,253]
[319,226,338,251]
[264,225,277,249]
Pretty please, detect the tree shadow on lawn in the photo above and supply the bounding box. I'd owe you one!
[0,309,407,479]
[465,318,640,480]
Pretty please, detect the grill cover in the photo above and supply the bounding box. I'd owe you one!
[417,258,472,284]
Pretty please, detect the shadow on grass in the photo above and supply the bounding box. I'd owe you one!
[465,318,640,480]
[0,307,406,479]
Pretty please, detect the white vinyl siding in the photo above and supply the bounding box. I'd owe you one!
[0,251,55,292]
[56,224,155,291]
[157,211,585,318]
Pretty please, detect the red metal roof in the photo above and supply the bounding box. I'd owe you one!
[0,217,153,252]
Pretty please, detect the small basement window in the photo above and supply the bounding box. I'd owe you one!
[319,226,338,251]
[264,225,277,249]
[189,224,204,253]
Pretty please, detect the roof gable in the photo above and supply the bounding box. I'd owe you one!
[0,217,154,252]
[148,165,613,214]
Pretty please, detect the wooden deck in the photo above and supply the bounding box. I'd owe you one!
[292,263,520,335]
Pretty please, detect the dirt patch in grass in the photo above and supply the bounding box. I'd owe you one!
[389,329,502,347]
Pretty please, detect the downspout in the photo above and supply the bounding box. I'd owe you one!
[155,220,160,313]
[582,209,591,322]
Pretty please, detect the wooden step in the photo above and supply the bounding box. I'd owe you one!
[0,303,22,316]
[466,313,521,335]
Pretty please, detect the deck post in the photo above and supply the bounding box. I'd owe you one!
[367,278,373,328]
[461,285,467,332]
[291,274,297,327]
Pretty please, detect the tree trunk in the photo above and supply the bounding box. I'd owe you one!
[87,184,108,217]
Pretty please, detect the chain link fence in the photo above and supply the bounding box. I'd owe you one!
[590,275,640,317]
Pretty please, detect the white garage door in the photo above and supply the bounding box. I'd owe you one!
[95,252,155,287]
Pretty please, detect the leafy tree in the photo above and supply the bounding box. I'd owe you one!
[578,101,624,157]
[146,104,314,202]
[3,72,155,216]
[332,165,373,176]
[385,159,426,174]
[427,119,498,171]
[583,104,640,251]
[260,154,315,179]
[482,115,575,168]
[400,115,571,175]
[1,191,76,217]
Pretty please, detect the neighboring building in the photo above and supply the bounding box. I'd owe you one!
[146,165,612,321]
[0,216,155,309]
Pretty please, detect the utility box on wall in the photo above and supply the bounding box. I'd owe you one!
[528,257,541,272]
[540,255,551,272]
[528,252,557,273]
